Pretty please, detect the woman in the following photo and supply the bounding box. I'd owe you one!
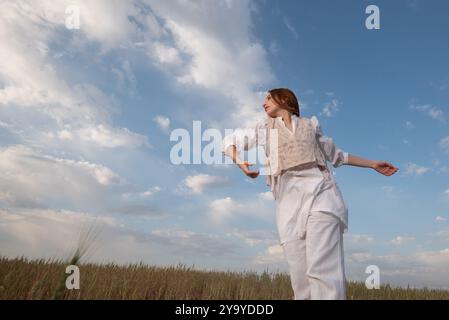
[222,88,398,300]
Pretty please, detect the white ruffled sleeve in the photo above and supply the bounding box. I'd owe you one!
[311,116,349,168]
[221,118,267,155]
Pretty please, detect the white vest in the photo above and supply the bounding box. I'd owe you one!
[264,116,327,185]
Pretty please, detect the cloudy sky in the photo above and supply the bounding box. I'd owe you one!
[1,0,449,289]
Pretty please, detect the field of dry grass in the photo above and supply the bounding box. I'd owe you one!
[1,256,449,300]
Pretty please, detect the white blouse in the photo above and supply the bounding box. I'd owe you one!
[221,114,350,245]
[221,115,348,169]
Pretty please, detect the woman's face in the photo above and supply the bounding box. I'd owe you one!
[262,92,283,118]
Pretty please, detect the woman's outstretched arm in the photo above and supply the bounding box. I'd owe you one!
[347,154,399,176]
[224,145,260,178]
[222,119,267,179]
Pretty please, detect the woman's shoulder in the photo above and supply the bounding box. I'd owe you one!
[302,115,322,134]
[309,115,320,126]
[253,114,272,129]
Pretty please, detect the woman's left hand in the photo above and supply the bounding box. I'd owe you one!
[372,161,399,176]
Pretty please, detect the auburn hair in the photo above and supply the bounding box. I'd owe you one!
[268,88,300,117]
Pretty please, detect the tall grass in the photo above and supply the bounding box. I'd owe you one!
[52,222,101,300]
[1,256,449,300]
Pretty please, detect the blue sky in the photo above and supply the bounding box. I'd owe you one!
[1,0,449,289]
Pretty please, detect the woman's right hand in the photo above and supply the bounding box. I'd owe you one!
[238,161,260,179]
[372,160,399,176]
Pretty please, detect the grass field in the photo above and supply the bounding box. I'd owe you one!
[1,256,448,300]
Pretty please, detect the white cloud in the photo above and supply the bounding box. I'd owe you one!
[0,1,150,150]
[153,115,171,131]
[436,216,447,222]
[346,248,449,289]
[415,248,449,269]
[429,108,445,122]
[151,42,182,65]
[410,104,446,123]
[184,174,229,194]
[0,1,282,273]
[440,136,449,154]
[405,121,415,129]
[320,99,340,117]
[145,0,275,128]
[121,186,161,200]
[432,159,449,173]
[345,234,375,244]
[227,228,278,247]
[209,194,275,224]
[430,79,449,91]
[57,130,74,141]
[77,124,149,148]
[0,208,241,268]
[252,244,285,265]
[404,162,430,176]
[0,145,119,209]
[140,186,162,197]
[347,251,373,263]
[111,60,137,94]
[282,16,298,40]
[0,207,124,262]
[436,230,449,240]
[257,191,274,201]
[390,235,416,246]
[268,41,279,55]
[149,227,239,257]
[209,197,237,223]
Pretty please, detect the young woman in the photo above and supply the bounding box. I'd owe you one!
[222,88,398,300]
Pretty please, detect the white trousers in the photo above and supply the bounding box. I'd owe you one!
[281,210,346,300]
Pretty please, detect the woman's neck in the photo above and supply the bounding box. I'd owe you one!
[279,111,293,131]
[280,111,291,122]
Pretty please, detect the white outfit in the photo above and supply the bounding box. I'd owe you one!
[222,115,349,300]
[282,211,346,300]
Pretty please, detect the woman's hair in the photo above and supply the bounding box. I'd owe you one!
[268,88,300,116]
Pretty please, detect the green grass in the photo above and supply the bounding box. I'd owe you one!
[1,256,448,300]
